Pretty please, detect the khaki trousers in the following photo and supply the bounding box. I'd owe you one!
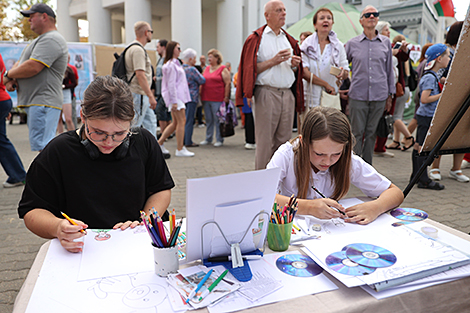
[253,85,295,170]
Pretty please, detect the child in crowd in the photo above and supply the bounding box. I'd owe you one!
[267,106,403,225]
[411,43,450,190]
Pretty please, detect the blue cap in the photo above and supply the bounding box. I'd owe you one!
[425,43,447,62]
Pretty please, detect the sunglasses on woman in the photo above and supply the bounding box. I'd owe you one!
[362,12,379,18]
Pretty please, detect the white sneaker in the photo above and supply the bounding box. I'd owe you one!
[197,124,205,128]
[3,181,25,188]
[449,170,470,182]
[200,140,210,145]
[373,151,394,158]
[159,145,170,154]
[245,143,256,150]
[462,160,470,169]
[213,141,223,147]
[429,169,441,181]
[175,148,195,157]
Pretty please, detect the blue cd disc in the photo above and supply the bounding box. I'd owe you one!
[325,251,376,276]
[390,208,428,222]
[345,243,397,268]
[276,254,323,277]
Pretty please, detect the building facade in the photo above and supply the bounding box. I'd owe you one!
[56,0,454,71]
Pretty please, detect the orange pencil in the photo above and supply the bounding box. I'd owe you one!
[60,211,86,234]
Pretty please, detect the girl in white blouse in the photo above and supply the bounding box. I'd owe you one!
[267,107,403,225]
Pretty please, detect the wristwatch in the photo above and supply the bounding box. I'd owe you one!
[3,70,12,83]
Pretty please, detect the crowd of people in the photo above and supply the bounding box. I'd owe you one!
[0,1,467,251]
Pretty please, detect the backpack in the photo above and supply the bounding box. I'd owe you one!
[111,43,146,84]
[407,60,418,92]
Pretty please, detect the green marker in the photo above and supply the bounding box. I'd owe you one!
[198,269,229,301]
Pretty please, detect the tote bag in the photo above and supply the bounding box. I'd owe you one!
[315,58,341,110]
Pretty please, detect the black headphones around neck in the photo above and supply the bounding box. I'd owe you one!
[79,126,130,160]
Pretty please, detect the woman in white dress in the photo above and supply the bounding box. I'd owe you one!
[299,7,349,130]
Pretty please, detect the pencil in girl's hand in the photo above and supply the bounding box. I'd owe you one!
[311,186,345,216]
[60,211,86,234]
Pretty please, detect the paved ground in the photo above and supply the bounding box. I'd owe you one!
[1,117,470,312]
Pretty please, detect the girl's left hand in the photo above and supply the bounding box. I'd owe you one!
[171,103,178,111]
[113,220,142,230]
[344,202,380,225]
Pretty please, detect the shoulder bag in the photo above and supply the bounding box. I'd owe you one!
[316,55,341,110]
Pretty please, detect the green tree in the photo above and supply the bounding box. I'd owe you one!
[0,0,12,40]
[12,0,52,41]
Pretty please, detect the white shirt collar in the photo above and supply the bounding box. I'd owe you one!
[264,25,286,37]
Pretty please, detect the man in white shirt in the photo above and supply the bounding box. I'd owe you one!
[236,0,303,170]
[125,21,157,138]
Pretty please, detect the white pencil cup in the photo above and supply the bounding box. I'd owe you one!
[152,244,179,277]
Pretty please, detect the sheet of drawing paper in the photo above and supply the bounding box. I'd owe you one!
[78,226,154,281]
[185,168,281,263]
[291,204,397,242]
[208,251,338,313]
[25,239,182,313]
[360,278,456,300]
[301,226,470,287]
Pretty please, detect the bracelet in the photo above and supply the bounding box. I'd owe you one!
[291,66,298,71]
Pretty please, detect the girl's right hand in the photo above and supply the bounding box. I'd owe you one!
[55,219,87,253]
[309,198,345,220]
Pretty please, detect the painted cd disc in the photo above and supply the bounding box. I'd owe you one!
[345,243,397,268]
[276,254,323,277]
[390,208,428,222]
[325,251,376,276]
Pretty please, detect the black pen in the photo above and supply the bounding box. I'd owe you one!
[311,186,346,216]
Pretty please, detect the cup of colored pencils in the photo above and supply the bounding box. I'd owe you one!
[141,208,182,276]
[267,195,298,252]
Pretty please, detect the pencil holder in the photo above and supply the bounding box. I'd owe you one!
[267,221,293,252]
[152,243,179,277]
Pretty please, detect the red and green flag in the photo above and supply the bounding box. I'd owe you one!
[433,0,455,17]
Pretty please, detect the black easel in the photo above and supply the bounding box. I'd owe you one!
[403,93,470,198]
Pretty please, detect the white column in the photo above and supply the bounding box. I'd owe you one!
[87,0,112,43]
[124,0,152,44]
[217,0,243,69]
[171,0,202,54]
[56,0,79,42]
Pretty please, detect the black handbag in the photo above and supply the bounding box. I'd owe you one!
[407,60,418,92]
[376,114,394,138]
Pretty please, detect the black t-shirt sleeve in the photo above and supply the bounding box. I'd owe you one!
[18,135,68,219]
[139,128,175,196]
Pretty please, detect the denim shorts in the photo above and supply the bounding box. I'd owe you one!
[155,96,171,121]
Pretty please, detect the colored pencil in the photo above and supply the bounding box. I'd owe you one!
[60,211,86,234]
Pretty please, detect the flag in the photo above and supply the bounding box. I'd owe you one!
[433,0,455,17]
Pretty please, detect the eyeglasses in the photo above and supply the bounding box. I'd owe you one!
[362,12,379,18]
[85,123,130,142]
[147,29,154,34]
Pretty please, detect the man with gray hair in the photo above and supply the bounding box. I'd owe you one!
[125,21,157,138]
[236,0,303,170]
[4,3,67,151]
[182,48,206,147]
[345,5,395,165]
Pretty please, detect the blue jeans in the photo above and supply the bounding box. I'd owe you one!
[25,105,61,151]
[203,101,223,143]
[0,99,26,183]
[132,93,157,138]
[184,101,197,145]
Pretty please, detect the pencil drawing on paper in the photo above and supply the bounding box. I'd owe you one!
[92,229,111,241]
[87,274,167,312]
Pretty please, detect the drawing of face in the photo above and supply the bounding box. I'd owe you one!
[122,284,166,309]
